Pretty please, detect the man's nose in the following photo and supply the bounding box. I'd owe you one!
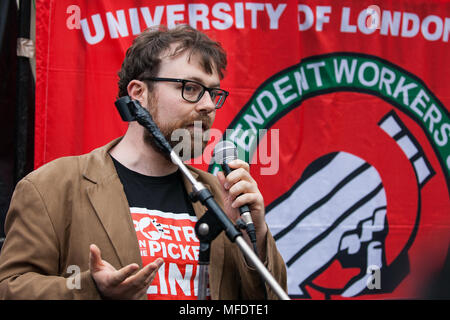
[195,91,216,114]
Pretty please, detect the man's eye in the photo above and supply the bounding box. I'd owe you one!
[184,83,200,91]
[184,85,194,92]
[184,83,202,94]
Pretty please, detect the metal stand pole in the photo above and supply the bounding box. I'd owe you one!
[197,236,211,300]
[197,256,209,300]
[194,209,225,300]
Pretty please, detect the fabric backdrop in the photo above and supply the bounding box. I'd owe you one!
[35,0,450,299]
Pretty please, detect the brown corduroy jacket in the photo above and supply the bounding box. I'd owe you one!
[0,138,287,299]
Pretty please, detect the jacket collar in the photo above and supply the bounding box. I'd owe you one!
[81,137,202,187]
[81,137,123,184]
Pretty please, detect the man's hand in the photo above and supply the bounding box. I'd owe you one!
[89,244,163,299]
[217,159,268,259]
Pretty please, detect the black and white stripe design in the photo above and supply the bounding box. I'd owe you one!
[265,110,435,298]
[266,152,387,296]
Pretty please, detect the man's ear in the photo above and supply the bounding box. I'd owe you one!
[127,80,148,106]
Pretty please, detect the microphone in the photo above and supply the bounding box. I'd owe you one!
[213,140,257,247]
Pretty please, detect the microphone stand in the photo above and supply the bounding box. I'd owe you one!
[115,97,290,300]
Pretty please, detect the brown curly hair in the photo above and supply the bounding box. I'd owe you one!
[117,25,227,98]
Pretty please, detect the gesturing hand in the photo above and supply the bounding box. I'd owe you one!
[216,159,266,232]
[216,159,268,259]
[89,244,163,300]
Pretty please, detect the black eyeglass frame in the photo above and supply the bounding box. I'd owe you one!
[142,77,229,109]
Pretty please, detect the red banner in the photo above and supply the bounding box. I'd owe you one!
[36,0,450,299]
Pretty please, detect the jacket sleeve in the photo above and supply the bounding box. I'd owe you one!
[0,178,100,299]
[229,226,288,300]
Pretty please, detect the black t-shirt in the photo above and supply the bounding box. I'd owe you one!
[110,155,210,300]
[111,155,195,217]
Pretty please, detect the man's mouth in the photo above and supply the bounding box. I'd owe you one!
[187,120,209,131]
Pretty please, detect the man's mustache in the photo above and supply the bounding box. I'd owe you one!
[183,117,213,131]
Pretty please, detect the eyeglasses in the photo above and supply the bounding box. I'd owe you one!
[143,77,229,109]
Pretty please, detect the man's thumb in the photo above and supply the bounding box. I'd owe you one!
[89,244,103,271]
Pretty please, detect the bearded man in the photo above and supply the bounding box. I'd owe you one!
[0,25,286,300]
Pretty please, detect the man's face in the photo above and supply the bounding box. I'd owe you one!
[143,48,220,159]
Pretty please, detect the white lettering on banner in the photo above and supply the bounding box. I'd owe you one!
[211,3,233,30]
[306,62,326,88]
[167,4,185,29]
[80,14,104,45]
[341,6,450,42]
[243,105,265,133]
[294,67,309,95]
[298,4,314,31]
[298,4,450,43]
[330,58,450,150]
[189,4,210,30]
[358,62,379,87]
[340,7,356,33]
[78,2,288,45]
[274,76,298,105]
[129,8,141,35]
[333,59,357,84]
[106,10,129,39]
[380,11,401,36]
[379,68,396,95]
[257,91,278,119]
[74,3,450,45]
[315,6,331,31]
[141,6,164,26]
[266,3,287,29]
[298,5,332,31]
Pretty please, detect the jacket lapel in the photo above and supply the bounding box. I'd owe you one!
[82,138,142,268]
[86,175,142,268]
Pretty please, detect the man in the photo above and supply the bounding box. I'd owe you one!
[0,25,286,299]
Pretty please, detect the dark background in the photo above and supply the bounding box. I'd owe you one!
[0,0,35,250]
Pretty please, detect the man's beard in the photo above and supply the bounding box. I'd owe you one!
[143,97,212,161]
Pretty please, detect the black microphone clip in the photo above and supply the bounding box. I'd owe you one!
[114,96,137,122]
[114,96,172,154]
